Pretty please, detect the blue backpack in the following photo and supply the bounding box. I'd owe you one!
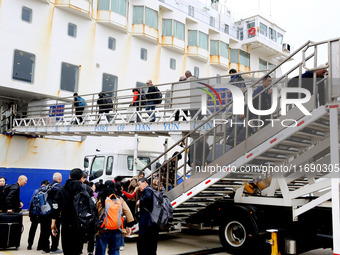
[76,96,86,107]
[32,183,58,216]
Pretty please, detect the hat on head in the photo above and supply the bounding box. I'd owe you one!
[317,63,328,70]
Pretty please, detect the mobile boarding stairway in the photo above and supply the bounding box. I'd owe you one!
[140,38,340,253]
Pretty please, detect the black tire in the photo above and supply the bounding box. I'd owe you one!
[219,216,258,254]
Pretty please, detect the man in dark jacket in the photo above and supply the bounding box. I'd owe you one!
[287,66,327,106]
[136,178,159,255]
[73,93,85,124]
[188,134,210,171]
[145,80,157,122]
[6,175,27,213]
[97,92,113,123]
[51,169,95,255]
[251,75,273,126]
[229,69,246,88]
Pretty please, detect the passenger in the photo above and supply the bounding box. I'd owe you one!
[152,177,164,192]
[251,75,273,127]
[81,171,88,184]
[5,175,27,213]
[287,64,328,106]
[73,93,86,124]
[130,88,143,122]
[27,180,49,251]
[226,115,255,149]
[174,76,189,121]
[122,178,139,220]
[137,178,159,255]
[97,92,114,124]
[188,135,210,171]
[229,68,246,88]
[160,152,182,190]
[85,181,97,255]
[0,176,7,212]
[138,171,145,180]
[145,80,157,122]
[46,173,63,254]
[51,168,96,255]
[88,182,97,199]
[95,182,134,255]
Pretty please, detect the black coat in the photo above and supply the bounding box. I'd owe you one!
[5,183,22,212]
[52,179,93,226]
[97,95,113,113]
[139,187,154,235]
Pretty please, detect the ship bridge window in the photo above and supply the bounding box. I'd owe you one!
[12,50,35,83]
[141,48,147,61]
[108,37,116,50]
[22,6,32,23]
[188,30,208,50]
[277,33,283,45]
[102,73,117,97]
[98,0,127,16]
[60,62,79,92]
[133,6,158,30]
[224,24,229,34]
[162,19,185,40]
[127,156,151,171]
[68,23,77,38]
[269,28,276,42]
[188,5,194,17]
[260,23,267,36]
[247,21,255,38]
[210,16,215,27]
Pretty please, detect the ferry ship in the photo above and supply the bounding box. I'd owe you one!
[0,0,292,207]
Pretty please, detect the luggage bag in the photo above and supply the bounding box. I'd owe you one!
[0,213,23,249]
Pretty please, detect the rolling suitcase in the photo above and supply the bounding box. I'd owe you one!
[0,213,23,249]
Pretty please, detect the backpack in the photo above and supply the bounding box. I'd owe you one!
[153,87,162,104]
[32,183,58,216]
[100,194,124,231]
[137,94,147,106]
[146,187,173,230]
[73,184,97,233]
[76,96,86,107]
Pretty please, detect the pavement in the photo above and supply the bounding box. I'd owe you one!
[0,216,334,255]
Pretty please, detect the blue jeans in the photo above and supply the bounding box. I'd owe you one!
[95,230,122,255]
[145,101,156,121]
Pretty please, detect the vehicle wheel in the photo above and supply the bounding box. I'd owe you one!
[219,216,257,254]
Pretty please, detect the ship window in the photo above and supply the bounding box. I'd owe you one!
[170,58,176,70]
[141,48,147,61]
[98,0,110,10]
[268,63,276,77]
[210,16,215,27]
[198,32,208,50]
[277,33,283,44]
[137,81,147,94]
[111,0,127,17]
[247,21,255,38]
[216,74,221,84]
[145,7,158,29]
[224,24,229,34]
[188,30,197,46]
[108,37,116,50]
[106,156,113,175]
[60,62,79,92]
[259,58,267,75]
[22,6,32,23]
[162,19,172,36]
[269,28,276,42]
[260,23,267,36]
[210,40,219,55]
[12,50,35,83]
[194,66,199,78]
[133,6,144,24]
[174,20,185,40]
[220,42,229,58]
[188,5,194,17]
[102,73,117,97]
[230,49,238,63]
[239,50,250,68]
[127,156,151,171]
[68,23,77,38]
[237,28,243,40]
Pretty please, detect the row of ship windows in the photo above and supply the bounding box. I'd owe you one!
[11,49,183,92]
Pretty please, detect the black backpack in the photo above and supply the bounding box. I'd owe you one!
[153,87,162,104]
[146,187,173,230]
[73,184,98,238]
